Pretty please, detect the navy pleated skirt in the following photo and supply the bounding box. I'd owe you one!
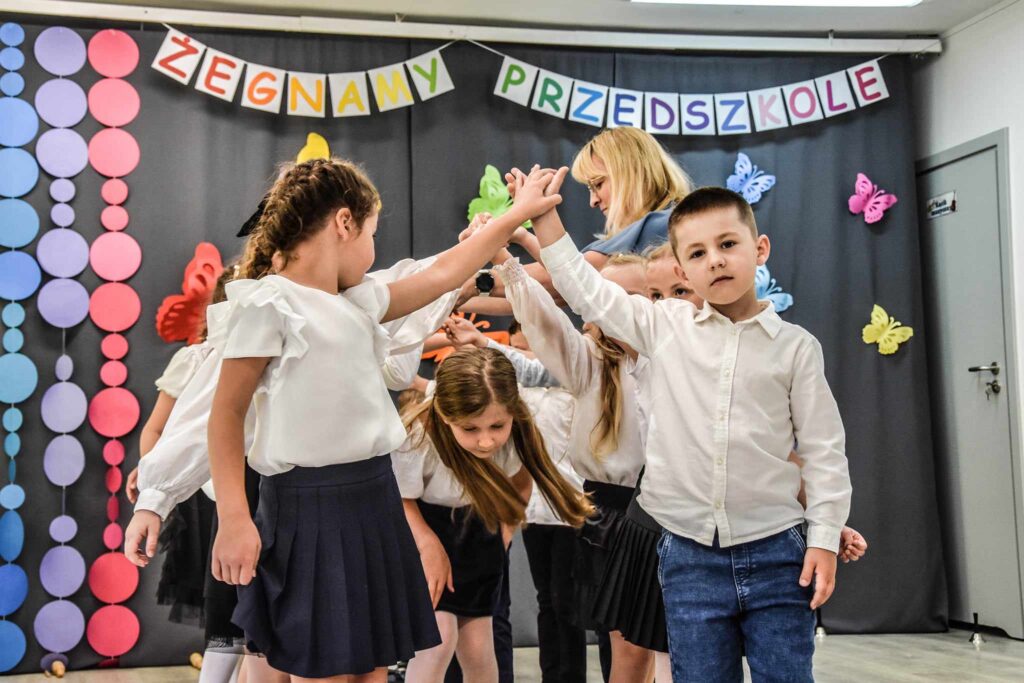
[570,480,633,631]
[232,455,442,678]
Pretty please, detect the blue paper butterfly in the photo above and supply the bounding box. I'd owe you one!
[755,265,793,313]
[726,152,776,205]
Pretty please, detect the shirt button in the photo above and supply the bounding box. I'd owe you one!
[717,458,724,465]
[715,501,723,509]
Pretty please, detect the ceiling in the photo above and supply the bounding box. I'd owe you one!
[62,0,1009,35]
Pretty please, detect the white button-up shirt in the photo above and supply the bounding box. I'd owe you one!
[542,234,851,552]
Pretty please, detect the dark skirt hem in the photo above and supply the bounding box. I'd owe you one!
[570,480,633,632]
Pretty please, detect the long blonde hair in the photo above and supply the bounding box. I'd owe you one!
[571,127,693,237]
[402,348,592,531]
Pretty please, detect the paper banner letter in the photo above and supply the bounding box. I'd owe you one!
[194,48,243,102]
[644,92,679,135]
[405,50,454,101]
[748,87,788,132]
[493,56,538,107]
[368,63,415,112]
[815,71,856,118]
[679,94,716,136]
[328,72,371,117]
[608,88,643,128]
[241,63,284,113]
[152,29,205,85]
[782,80,823,126]
[286,71,327,117]
[847,60,889,107]
[568,80,607,127]
[531,70,573,119]
[714,93,751,135]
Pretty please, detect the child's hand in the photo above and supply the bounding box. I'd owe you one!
[838,526,868,563]
[800,547,837,609]
[125,466,140,504]
[124,510,162,568]
[419,538,454,608]
[211,513,261,586]
[510,226,531,246]
[444,315,487,348]
[460,212,492,242]
[509,165,568,221]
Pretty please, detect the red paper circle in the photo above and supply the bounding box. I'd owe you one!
[103,439,124,466]
[100,205,129,232]
[88,387,140,438]
[88,79,139,127]
[102,523,123,551]
[87,30,139,79]
[86,605,139,657]
[89,552,138,604]
[105,466,123,494]
[90,283,140,332]
[106,496,119,523]
[101,333,128,360]
[101,179,128,205]
[100,360,127,387]
[90,232,140,281]
[88,128,139,178]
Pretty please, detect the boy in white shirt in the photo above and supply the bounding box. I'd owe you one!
[522,175,851,683]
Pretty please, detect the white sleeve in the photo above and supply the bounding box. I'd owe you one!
[345,275,393,323]
[154,346,202,399]
[371,256,459,357]
[485,339,559,389]
[391,428,429,499]
[382,347,423,391]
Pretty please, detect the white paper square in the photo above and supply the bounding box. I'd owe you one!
[286,71,327,118]
[493,56,538,107]
[782,80,824,125]
[814,71,856,118]
[714,93,751,135]
[405,50,454,101]
[193,48,243,102]
[328,72,371,117]
[747,87,788,131]
[531,70,573,119]
[568,80,608,127]
[151,29,206,86]
[368,63,416,112]
[607,88,643,128]
[846,60,890,107]
[240,63,285,113]
[644,92,680,135]
[679,94,716,136]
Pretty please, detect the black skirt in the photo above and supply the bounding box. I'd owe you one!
[570,480,634,631]
[232,455,441,678]
[592,472,668,652]
[157,491,214,625]
[418,500,506,618]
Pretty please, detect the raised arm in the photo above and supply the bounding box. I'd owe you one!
[444,315,559,389]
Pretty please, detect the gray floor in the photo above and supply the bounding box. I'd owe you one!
[4,630,1023,682]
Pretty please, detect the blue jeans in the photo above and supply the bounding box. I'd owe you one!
[657,526,815,683]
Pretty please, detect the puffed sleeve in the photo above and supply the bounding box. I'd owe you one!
[391,424,431,499]
[154,346,202,399]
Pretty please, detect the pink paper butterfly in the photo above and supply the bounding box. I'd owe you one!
[848,173,898,224]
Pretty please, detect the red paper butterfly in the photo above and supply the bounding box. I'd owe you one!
[155,243,224,344]
[848,173,898,224]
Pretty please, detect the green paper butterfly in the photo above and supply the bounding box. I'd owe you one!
[467,165,531,228]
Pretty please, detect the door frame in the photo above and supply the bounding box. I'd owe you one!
[916,128,1024,630]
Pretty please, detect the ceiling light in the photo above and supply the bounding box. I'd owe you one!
[631,1,923,7]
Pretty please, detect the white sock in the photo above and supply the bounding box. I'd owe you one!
[198,649,242,683]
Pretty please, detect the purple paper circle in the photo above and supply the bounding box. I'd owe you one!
[0,251,41,301]
[35,600,84,655]
[34,27,86,77]
[35,78,87,128]
[49,515,77,543]
[36,128,88,179]
[55,355,73,381]
[49,178,75,203]
[39,545,86,598]
[50,203,75,228]
[0,97,38,147]
[40,382,87,434]
[37,229,89,278]
[37,278,89,329]
[0,72,24,97]
[43,435,85,487]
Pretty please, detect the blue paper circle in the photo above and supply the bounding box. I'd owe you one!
[0,252,41,301]
[0,98,37,147]
[0,199,39,249]
[49,515,77,543]
[0,618,26,673]
[0,564,27,617]
[0,47,24,71]
[0,353,37,404]
[2,408,21,432]
[0,23,23,47]
[0,485,24,511]
[0,510,23,561]
[55,355,73,381]
[3,434,19,457]
[49,178,75,203]
[0,148,38,198]
[3,329,23,353]
[1,303,25,327]
[0,72,23,97]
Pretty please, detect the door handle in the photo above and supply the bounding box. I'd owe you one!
[968,361,1000,376]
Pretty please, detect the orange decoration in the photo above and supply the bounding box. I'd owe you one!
[421,312,510,364]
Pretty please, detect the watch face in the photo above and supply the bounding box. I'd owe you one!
[476,272,495,292]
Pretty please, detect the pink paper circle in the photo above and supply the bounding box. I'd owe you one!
[37,229,89,278]
[87,30,138,79]
[40,545,86,598]
[49,515,77,543]
[88,387,140,438]
[86,605,139,657]
[89,282,140,332]
[106,496,119,523]
[40,382,87,433]
[37,278,90,329]
[101,334,128,360]
[88,78,139,127]
[50,203,75,228]
[34,600,85,654]
[43,436,85,487]
[102,523,122,551]
[100,360,127,387]
[88,553,138,604]
[90,232,140,281]
[36,128,88,179]
[101,179,127,205]
[102,440,124,466]
[88,128,139,178]
[104,467,122,494]
[100,205,128,232]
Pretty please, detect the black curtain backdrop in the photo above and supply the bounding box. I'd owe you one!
[4,17,946,673]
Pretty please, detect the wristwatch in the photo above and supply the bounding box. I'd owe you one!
[475,269,495,298]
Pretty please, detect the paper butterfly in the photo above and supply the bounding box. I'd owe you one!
[726,152,776,205]
[467,164,531,228]
[848,173,898,224]
[755,265,793,313]
[862,304,913,355]
[155,243,224,344]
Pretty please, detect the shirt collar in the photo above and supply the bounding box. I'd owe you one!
[695,300,783,339]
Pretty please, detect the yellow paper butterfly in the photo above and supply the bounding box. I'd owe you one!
[862,304,913,355]
[296,133,330,163]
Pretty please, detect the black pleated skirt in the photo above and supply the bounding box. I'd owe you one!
[570,480,634,631]
[232,455,442,678]
[157,491,214,625]
[418,500,506,618]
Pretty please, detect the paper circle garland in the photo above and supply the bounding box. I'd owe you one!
[0,353,37,404]
[0,564,28,616]
[50,202,75,228]
[0,22,24,46]
[88,78,140,127]
[101,334,128,360]
[100,360,127,387]
[43,436,85,488]
[0,47,24,71]
[49,178,75,202]
[33,600,85,654]
[37,278,90,329]
[90,232,141,280]
[0,72,23,97]
[55,355,73,381]
[0,620,26,673]
[0,199,38,248]
[101,178,128,205]
[88,388,140,438]
[37,228,90,278]
[40,382,88,434]
[0,251,41,301]
[88,30,139,79]
[102,440,124,467]
[86,605,139,657]
[0,511,24,560]
[34,78,87,128]
[100,204,129,231]
[88,553,138,604]
[34,26,86,76]
[89,282,141,331]
[36,128,89,179]
[88,128,139,178]
[48,515,77,543]
[0,485,25,510]
[0,147,38,197]
[0,97,37,147]
[39,546,86,598]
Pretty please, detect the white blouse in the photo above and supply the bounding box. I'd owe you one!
[494,259,644,488]
[154,343,211,398]
[521,386,583,526]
